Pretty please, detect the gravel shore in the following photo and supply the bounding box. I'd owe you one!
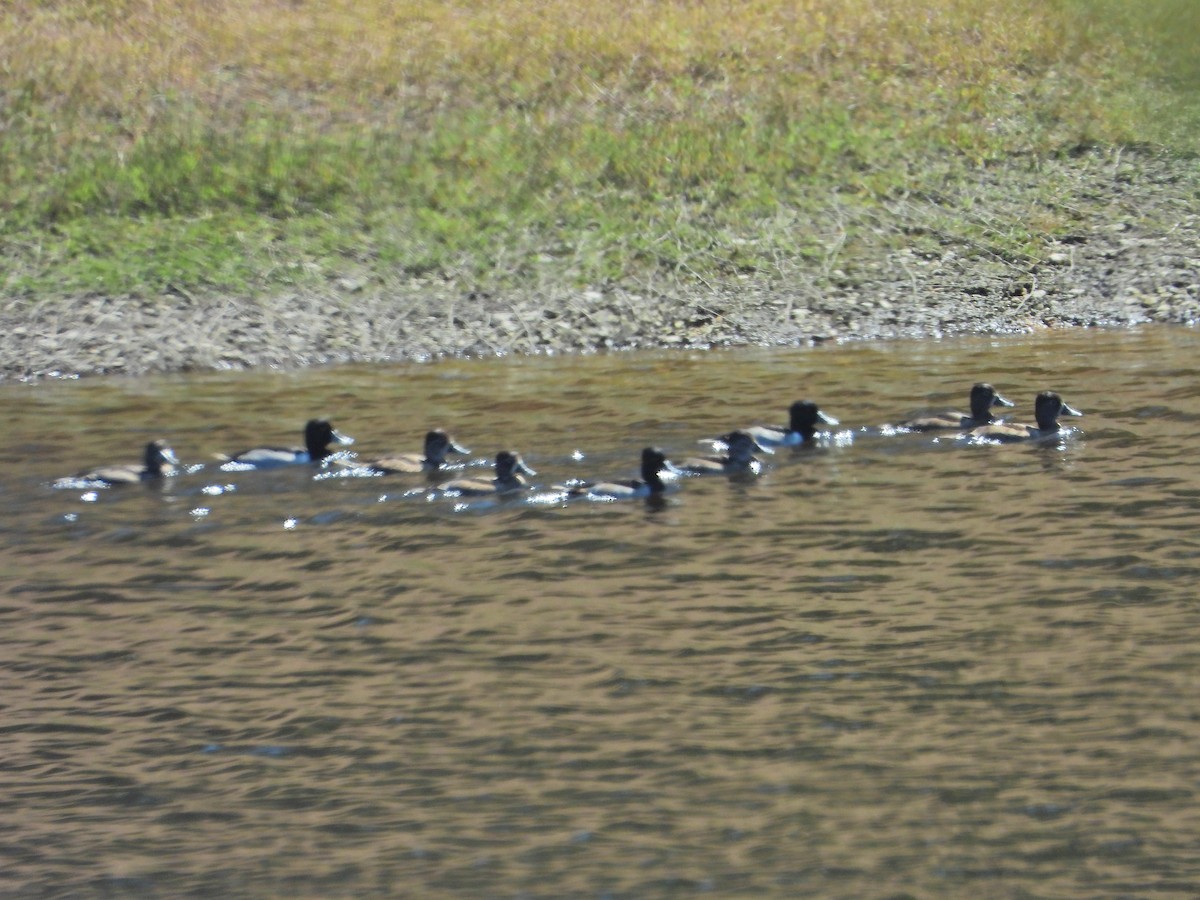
[3,149,1197,382]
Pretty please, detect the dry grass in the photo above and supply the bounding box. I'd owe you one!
[1,0,1125,124]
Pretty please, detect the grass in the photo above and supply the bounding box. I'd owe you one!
[2,0,1198,301]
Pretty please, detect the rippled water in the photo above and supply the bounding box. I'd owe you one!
[3,326,1200,897]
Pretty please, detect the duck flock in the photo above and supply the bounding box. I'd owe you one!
[55,385,1083,502]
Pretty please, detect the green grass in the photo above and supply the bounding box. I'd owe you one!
[1,0,1197,301]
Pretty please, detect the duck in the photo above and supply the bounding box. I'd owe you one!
[898,383,1015,431]
[969,391,1082,442]
[219,418,354,468]
[439,450,535,496]
[68,439,179,485]
[566,447,676,500]
[744,400,840,448]
[344,429,470,475]
[677,430,769,476]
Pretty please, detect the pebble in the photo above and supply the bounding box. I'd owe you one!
[2,150,1198,380]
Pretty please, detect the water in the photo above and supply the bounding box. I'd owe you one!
[3,326,1200,897]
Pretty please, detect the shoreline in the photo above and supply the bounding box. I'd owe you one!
[4,151,1197,382]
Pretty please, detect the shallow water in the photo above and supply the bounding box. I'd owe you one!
[3,325,1200,897]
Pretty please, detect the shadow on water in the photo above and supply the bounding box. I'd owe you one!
[2,325,1200,896]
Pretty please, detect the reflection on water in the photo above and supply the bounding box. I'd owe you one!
[3,326,1200,896]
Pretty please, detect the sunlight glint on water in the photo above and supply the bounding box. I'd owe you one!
[2,326,1199,896]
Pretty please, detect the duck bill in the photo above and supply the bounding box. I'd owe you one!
[817,411,840,426]
[516,459,537,477]
[448,440,471,456]
[161,447,181,466]
[332,429,355,446]
[992,394,1016,408]
[1060,402,1083,417]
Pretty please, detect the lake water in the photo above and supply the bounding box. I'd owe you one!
[3,325,1200,897]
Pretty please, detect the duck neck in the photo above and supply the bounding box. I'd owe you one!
[789,416,817,440]
[1035,413,1060,432]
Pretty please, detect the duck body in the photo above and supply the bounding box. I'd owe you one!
[678,431,768,476]
[349,430,470,475]
[746,400,840,448]
[969,391,1082,442]
[900,383,1014,431]
[70,439,179,485]
[440,450,535,496]
[221,419,354,468]
[568,447,674,500]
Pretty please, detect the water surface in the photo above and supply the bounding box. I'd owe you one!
[3,326,1200,897]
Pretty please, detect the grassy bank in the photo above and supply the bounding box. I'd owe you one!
[2,0,1197,302]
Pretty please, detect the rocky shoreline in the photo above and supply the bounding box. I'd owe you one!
[3,150,1196,382]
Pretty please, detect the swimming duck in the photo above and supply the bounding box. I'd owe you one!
[219,418,354,468]
[677,430,769,476]
[744,400,840,448]
[345,429,470,475]
[969,391,1082,442]
[567,447,676,500]
[69,439,179,485]
[899,383,1015,431]
[439,450,535,496]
